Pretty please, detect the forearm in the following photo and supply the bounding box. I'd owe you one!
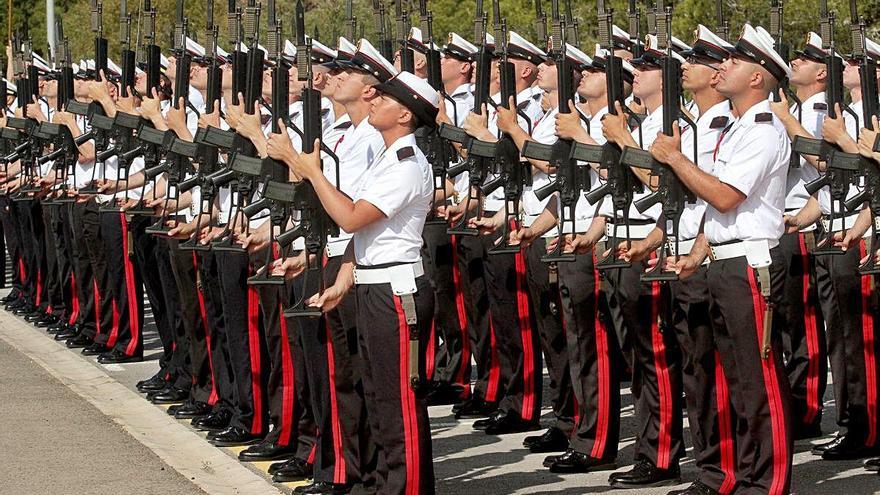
[528,200,560,237]
[509,126,551,173]
[667,151,739,212]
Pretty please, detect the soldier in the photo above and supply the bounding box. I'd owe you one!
[650,23,795,493]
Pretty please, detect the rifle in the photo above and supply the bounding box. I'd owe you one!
[441,0,489,236]
[276,0,340,315]
[243,0,293,285]
[628,0,643,59]
[793,0,860,255]
[520,0,586,261]
[715,0,729,42]
[373,0,393,61]
[180,0,223,251]
[564,0,578,48]
[620,1,698,282]
[395,0,414,72]
[843,0,880,274]
[145,0,194,231]
[769,0,799,113]
[346,0,357,40]
[580,0,642,270]
[11,28,44,198]
[534,0,547,46]
[418,0,454,226]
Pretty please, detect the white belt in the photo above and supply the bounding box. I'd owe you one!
[667,237,696,256]
[709,239,778,263]
[605,222,655,240]
[821,213,865,235]
[483,198,504,212]
[325,238,350,258]
[799,223,817,232]
[354,261,425,294]
[522,214,593,237]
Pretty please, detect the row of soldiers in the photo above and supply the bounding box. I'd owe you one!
[2,0,880,494]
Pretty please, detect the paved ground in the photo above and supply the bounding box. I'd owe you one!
[1,293,879,494]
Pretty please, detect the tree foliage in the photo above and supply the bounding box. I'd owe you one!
[1,0,879,70]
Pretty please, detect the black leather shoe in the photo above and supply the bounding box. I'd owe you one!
[65,334,93,349]
[35,314,60,328]
[524,427,569,453]
[821,435,880,460]
[426,382,466,406]
[192,410,232,432]
[666,480,721,495]
[97,350,143,364]
[609,459,681,489]
[207,426,262,447]
[548,449,616,473]
[239,440,298,461]
[455,397,498,419]
[543,454,562,468]
[293,481,353,494]
[137,374,169,393]
[82,342,111,356]
[811,433,844,455]
[272,457,313,482]
[2,291,21,303]
[146,386,175,402]
[473,410,504,430]
[151,387,189,404]
[46,320,68,333]
[12,304,37,315]
[864,457,880,472]
[4,298,25,310]
[484,413,540,435]
[24,310,48,322]
[55,327,80,341]
[173,400,212,419]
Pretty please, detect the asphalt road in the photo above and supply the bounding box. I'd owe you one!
[1,295,879,494]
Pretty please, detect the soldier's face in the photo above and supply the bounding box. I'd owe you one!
[716,55,758,96]
[221,63,233,90]
[789,57,823,87]
[577,69,605,100]
[190,64,208,90]
[440,55,466,86]
[41,79,58,98]
[681,59,718,92]
[166,56,177,83]
[536,62,558,92]
[368,93,409,130]
[73,79,90,99]
[632,67,661,99]
[843,61,860,90]
[334,70,367,104]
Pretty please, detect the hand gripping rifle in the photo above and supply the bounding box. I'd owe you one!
[243,0,294,285]
[520,0,586,262]
[276,0,341,316]
[440,0,489,236]
[213,0,264,252]
[395,0,414,72]
[793,0,860,255]
[842,1,880,274]
[619,1,698,282]
[577,0,643,270]
[373,0,393,61]
[180,0,224,251]
[417,0,455,226]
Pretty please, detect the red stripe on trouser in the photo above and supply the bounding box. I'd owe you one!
[18,258,26,282]
[860,241,878,446]
[68,274,80,326]
[798,234,821,425]
[277,306,296,446]
[192,254,218,406]
[121,214,140,356]
[649,277,673,469]
[715,352,736,495]
[485,317,501,403]
[247,286,264,435]
[426,321,436,381]
[35,269,42,306]
[393,296,421,495]
[93,280,102,336]
[746,266,788,495]
[450,235,471,395]
[106,300,120,348]
[514,250,536,421]
[325,318,348,483]
[590,252,610,459]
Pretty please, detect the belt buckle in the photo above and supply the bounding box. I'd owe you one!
[708,245,718,262]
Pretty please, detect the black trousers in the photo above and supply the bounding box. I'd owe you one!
[250,247,316,456]
[777,230,827,432]
[99,212,144,356]
[669,266,737,494]
[707,251,793,494]
[816,239,880,445]
[0,196,23,295]
[19,199,42,304]
[215,249,268,434]
[73,199,113,341]
[170,245,212,402]
[297,255,371,484]
[525,239,575,436]
[556,251,620,461]
[43,204,69,319]
[197,250,234,413]
[356,276,435,495]
[422,223,470,392]
[605,257,684,469]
